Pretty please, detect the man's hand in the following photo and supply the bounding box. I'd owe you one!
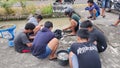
[85,7,89,10]
[29,35,35,39]
[26,43,32,47]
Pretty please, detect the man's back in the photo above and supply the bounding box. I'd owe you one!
[93,2,100,12]
[71,42,101,68]
[71,13,80,23]
[32,27,54,56]
[28,17,38,26]
[14,31,30,52]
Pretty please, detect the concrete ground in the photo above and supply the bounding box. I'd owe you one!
[0,0,120,68]
[74,1,120,68]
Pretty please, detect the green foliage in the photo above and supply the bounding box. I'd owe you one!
[0,0,15,15]
[24,4,36,15]
[0,0,26,15]
[14,0,26,8]
[41,5,53,15]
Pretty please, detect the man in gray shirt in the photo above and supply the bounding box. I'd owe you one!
[14,23,35,53]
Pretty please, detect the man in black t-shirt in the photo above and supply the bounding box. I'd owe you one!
[80,20,107,52]
[69,29,101,68]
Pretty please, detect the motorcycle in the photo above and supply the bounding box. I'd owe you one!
[97,0,120,12]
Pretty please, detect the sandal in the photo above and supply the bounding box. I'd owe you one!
[101,15,106,18]
[110,24,117,27]
[87,16,92,19]
[91,17,96,20]
[49,57,57,61]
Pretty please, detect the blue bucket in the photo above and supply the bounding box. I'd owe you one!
[8,40,14,47]
[0,24,16,46]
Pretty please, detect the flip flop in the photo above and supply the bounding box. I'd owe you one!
[101,15,106,18]
[49,57,57,61]
[103,15,106,18]
[63,30,72,33]
[110,24,117,27]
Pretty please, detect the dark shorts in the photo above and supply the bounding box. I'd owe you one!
[74,22,79,32]
[36,46,51,59]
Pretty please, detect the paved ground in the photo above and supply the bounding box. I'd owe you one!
[0,0,120,68]
[73,1,120,68]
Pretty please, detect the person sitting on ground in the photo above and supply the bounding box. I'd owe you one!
[63,7,80,35]
[80,20,107,52]
[14,23,35,53]
[111,14,120,27]
[28,14,43,35]
[85,0,100,20]
[31,21,59,60]
[69,29,101,68]
[28,14,43,26]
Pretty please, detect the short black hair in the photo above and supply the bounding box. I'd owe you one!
[80,20,93,28]
[77,29,89,39]
[37,15,43,20]
[87,0,94,3]
[25,23,35,30]
[44,21,53,28]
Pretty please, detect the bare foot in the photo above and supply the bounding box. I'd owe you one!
[101,15,106,18]
[49,54,57,60]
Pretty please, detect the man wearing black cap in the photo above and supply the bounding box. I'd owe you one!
[63,7,80,35]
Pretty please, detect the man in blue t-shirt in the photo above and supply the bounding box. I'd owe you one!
[80,20,107,52]
[31,21,59,60]
[69,29,101,68]
[85,0,100,20]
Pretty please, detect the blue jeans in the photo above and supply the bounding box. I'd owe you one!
[102,0,110,8]
[71,54,79,68]
[37,46,51,59]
